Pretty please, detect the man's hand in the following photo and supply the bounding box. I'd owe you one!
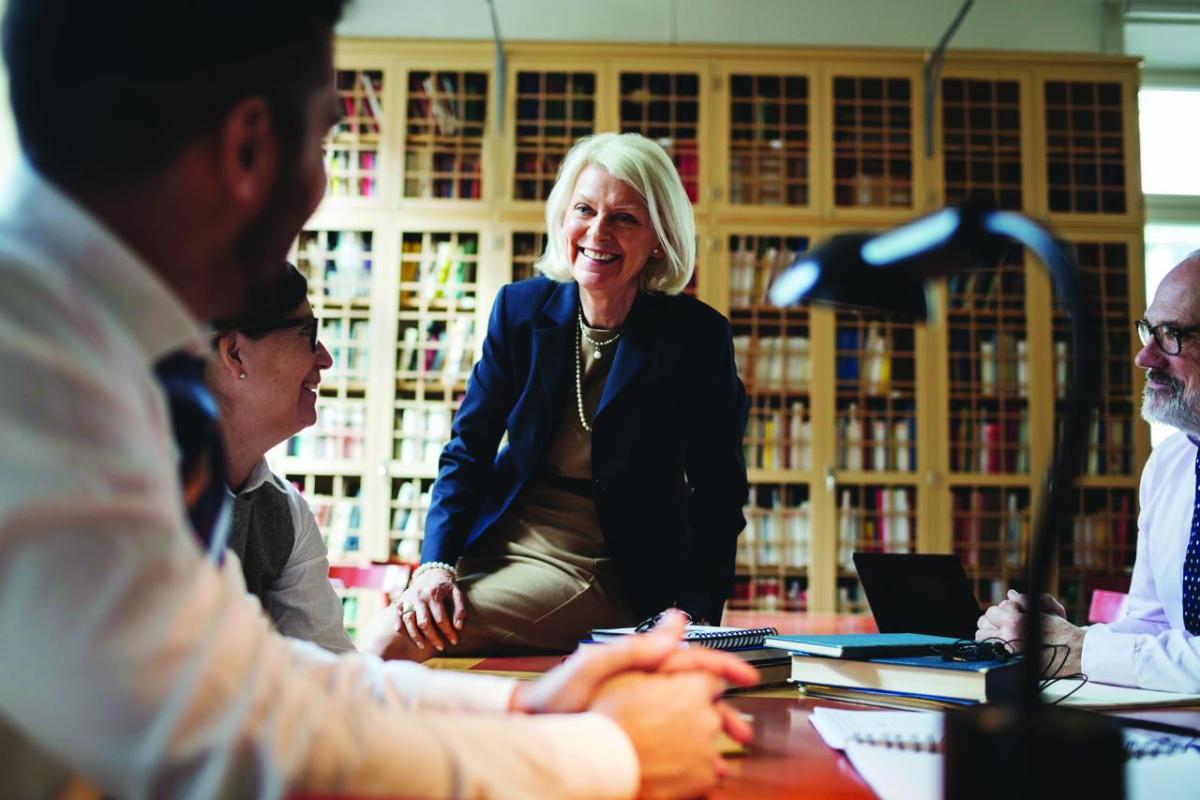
[976,590,1085,676]
[510,610,757,746]
[997,589,1068,619]
[590,671,728,800]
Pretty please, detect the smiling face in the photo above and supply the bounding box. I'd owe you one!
[236,299,333,445]
[1134,255,1200,435]
[563,164,661,312]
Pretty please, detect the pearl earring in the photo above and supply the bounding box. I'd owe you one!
[239,372,247,380]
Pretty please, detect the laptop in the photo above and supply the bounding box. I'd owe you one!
[852,552,984,640]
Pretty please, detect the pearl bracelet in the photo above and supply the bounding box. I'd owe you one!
[412,561,456,581]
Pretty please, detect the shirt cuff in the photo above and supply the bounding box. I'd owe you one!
[380,660,519,712]
[531,712,640,800]
[1081,624,1138,687]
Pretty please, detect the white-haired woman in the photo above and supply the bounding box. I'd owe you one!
[370,133,748,660]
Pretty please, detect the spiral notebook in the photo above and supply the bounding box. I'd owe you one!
[812,708,1200,800]
[811,707,1199,757]
[588,624,778,650]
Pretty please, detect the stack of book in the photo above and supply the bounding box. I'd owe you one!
[764,633,1200,710]
[587,624,793,689]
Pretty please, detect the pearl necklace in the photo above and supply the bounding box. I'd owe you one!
[575,323,593,432]
[578,310,622,359]
[575,314,622,433]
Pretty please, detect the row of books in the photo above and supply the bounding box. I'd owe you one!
[733,334,811,388]
[325,148,378,198]
[305,492,363,562]
[403,148,482,199]
[396,318,476,383]
[837,405,916,472]
[1061,499,1134,570]
[952,489,1028,571]
[948,410,1028,473]
[728,240,805,307]
[832,174,913,209]
[745,402,811,470]
[729,575,808,611]
[285,403,367,461]
[408,74,488,137]
[335,71,383,137]
[836,324,894,392]
[727,159,809,207]
[322,318,370,383]
[947,332,1028,396]
[739,500,812,569]
[946,267,1024,311]
[400,239,478,308]
[837,488,914,572]
[337,589,386,643]
[394,406,452,465]
[1059,410,1133,476]
[390,478,434,562]
[300,232,373,301]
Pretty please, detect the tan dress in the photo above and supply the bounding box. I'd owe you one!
[449,318,637,654]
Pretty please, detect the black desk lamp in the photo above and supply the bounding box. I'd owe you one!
[770,204,1125,799]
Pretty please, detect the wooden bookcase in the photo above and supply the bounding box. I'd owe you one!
[269,41,1146,634]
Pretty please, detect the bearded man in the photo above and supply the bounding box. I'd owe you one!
[976,251,1200,692]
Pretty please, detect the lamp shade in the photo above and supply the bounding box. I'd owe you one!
[768,206,1012,317]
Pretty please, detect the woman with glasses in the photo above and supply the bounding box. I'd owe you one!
[206,262,354,653]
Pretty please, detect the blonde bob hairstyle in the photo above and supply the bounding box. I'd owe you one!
[534,132,696,295]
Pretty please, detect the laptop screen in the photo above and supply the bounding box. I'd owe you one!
[852,552,984,640]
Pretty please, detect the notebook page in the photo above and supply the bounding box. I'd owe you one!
[843,742,941,800]
[810,707,943,750]
[1047,680,1200,708]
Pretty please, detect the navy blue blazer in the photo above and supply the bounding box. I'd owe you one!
[421,277,749,623]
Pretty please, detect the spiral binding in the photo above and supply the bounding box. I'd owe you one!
[844,731,1199,757]
[687,626,779,649]
[848,732,941,752]
[1124,734,1200,759]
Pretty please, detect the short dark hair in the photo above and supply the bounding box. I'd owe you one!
[3,0,350,188]
[211,261,309,336]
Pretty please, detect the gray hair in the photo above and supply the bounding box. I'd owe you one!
[534,132,696,295]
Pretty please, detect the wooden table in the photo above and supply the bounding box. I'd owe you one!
[426,612,1200,799]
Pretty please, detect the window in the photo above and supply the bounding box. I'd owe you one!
[1140,89,1200,196]
[1140,88,1200,447]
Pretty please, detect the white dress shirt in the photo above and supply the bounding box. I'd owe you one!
[0,162,638,799]
[1083,432,1200,691]
[230,460,356,654]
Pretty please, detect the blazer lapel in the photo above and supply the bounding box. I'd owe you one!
[532,281,577,410]
[596,292,656,420]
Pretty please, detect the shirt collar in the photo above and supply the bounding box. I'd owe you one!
[229,458,284,498]
[0,160,208,365]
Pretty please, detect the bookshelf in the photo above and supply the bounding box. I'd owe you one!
[329,69,385,199]
[513,69,599,201]
[403,70,488,200]
[829,71,917,212]
[727,73,812,208]
[269,41,1145,636]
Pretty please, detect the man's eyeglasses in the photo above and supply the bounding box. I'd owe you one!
[1135,319,1200,357]
[244,316,320,352]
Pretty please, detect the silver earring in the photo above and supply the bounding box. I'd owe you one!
[238,372,247,380]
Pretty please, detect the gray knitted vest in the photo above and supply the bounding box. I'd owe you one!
[227,478,295,609]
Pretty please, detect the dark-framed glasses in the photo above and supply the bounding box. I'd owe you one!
[244,316,320,352]
[1135,319,1200,357]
